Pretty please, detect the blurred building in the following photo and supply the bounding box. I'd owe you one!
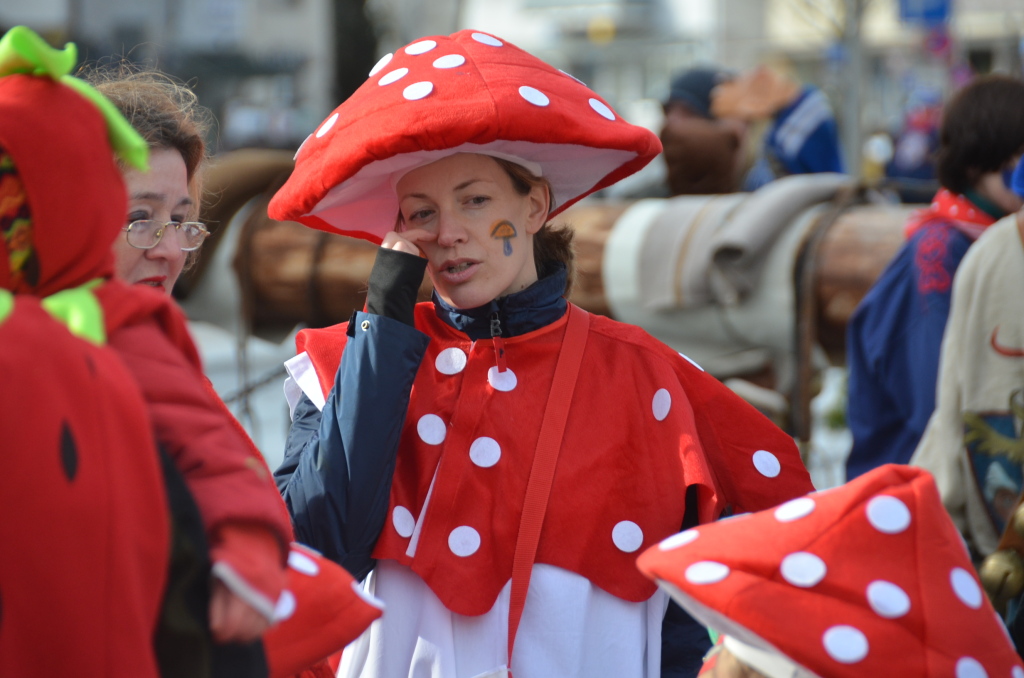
[0,0,335,151]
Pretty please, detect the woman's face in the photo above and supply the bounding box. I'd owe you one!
[396,153,548,310]
[112,147,192,294]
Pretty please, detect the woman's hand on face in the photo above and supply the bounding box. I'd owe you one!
[381,229,436,258]
[209,579,272,644]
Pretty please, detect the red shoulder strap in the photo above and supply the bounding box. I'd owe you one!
[507,304,590,672]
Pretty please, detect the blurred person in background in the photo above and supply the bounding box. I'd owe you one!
[660,64,844,196]
[846,74,1024,482]
[911,155,1024,565]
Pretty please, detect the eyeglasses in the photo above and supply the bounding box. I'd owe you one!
[123,220,210,251]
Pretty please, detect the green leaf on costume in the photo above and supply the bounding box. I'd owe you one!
[0,289,12,325]
[41,279,106,346]
[0,26,149,171]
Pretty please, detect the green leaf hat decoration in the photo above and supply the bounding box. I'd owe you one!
[0,26,149,171]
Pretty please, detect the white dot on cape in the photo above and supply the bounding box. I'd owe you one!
[652,389,672,421]
[659,529,699,551]
[392,506,415,538]
[679,352,705,371]
[612,521,644,553]
[866,580,910,618]
[435,347,467,375]
[449,526,481,557]
[274,590,296,621]
[822,625,868,663]
[780,552,827,588]
[1012,666,1024,678]
[951,567,983,609]
[315,113,339,138]
[488,366,518,392]
[866,495,912,534]
[955,657,987,678]
[378,68,409,86]
[405,39,437,55]
[590,98,616,121]
[369,52,393,76]
[404,81,434,101]
[472,32,503,47]
[288,550,320,577]
[433,54,466,69]
[685,561,730,585]
[469,437,501,468]
[417,414,447,445]
[774,497,815,522]
[753,450,781,478]
[519,86,550,107]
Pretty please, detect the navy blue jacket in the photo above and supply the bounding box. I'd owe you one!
[845,221,974,480]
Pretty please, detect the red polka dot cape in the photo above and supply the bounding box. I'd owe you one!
[637,464,1023,677]
[268,29,662,244]
[298,303,814,616]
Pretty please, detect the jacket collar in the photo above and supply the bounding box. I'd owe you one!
[432,263,568,340]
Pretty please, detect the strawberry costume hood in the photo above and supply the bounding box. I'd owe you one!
[268,29,662,243]
[637,464,1023,677]
[0,26,148,297]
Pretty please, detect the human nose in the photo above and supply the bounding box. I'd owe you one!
[435,210,469,248]
[146,224,186,261]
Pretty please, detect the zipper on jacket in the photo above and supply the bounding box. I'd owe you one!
[490,311,508,373]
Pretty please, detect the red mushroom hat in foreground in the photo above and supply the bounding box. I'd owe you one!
[268,29,662,243]
[637,464,1023,678]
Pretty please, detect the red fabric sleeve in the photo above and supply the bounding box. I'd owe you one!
[108,319,292,550]
[209,523,288,620]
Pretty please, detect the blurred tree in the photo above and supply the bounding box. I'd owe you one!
[335,0,378,104]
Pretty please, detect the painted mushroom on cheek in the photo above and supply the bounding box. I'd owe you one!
[490,220,516,256]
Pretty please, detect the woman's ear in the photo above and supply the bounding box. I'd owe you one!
[524,185,550,235]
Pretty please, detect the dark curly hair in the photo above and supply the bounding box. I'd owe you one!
[936,75,1024,194]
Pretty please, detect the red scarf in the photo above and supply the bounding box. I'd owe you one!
[904,189,996,240]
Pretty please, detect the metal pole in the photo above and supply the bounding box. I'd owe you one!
[842,0,864,178]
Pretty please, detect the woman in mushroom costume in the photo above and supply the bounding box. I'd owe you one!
[272,30,814,678]
[638,464,1023,677]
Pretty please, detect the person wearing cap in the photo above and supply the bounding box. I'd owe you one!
[846,75,1024,482]
[637,463,1024,677]
[660,65,844,196]
[271,30,814,678]
[911,154,1024,567]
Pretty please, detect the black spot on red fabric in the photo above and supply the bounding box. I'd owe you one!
[60,421,78,481]
[84,354,96,375]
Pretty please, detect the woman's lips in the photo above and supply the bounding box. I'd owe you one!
[436,260,478,284]
[135,276,167,291]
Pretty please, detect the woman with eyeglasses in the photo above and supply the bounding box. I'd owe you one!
[95,71,211,293]
[84,67,298,676]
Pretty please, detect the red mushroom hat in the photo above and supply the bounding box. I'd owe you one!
[637,464,1023,678]
[268,29,662,243]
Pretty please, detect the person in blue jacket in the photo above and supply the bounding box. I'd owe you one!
[660,64,845,196]
[845,74,1024,481]
[270,30,814,678]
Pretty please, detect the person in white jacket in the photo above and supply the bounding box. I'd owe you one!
[911,155,1024,561]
